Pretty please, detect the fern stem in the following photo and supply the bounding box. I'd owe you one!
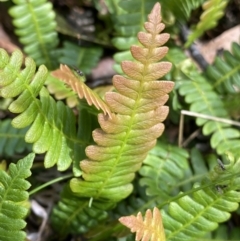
[29,174,73,196]
[181,110,240,127]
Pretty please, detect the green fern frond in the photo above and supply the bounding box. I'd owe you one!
[178,67,240,156]
[51,185,113,237]
[185,0,228,47]
[161,0,205,21]
[8,0,59,69]
[139,142,189,200]
[206,42,240,94]
[119,207,166,241]
[0,153,34,241]
[0,48,83,173]
[0,119,31,156]
[59,41,103,75]
[106,0,156,73]
[163,153,240,241]
[70,2,174,202]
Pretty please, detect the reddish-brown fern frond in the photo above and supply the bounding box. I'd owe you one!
[119,207,166,241]
[70,2,174,202]
[52,64,112,117]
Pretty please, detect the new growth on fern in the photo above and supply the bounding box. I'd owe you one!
[70,3,174,202]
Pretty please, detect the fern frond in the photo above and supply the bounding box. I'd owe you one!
[45,74,78,108]
[59,41,103,75]
[163,153,240,241]
[139,142,189,200]
[106,0,156,73]
[0,119,31,156]
[185,0,228,47]
[0,153,34,241]
[206,42,240,94]
[161,0,204,21]
[51,185,113,237]
[52,64,112,116]
[178,68,240,156]
[70,2,174,202]
[119,207,166,241]
[0,48,82,173]
[8,0,59,69]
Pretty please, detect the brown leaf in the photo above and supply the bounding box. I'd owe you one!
[51,64,112,117]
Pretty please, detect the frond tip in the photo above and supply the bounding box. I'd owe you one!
[52,64,112,117]
[119,207,166,241]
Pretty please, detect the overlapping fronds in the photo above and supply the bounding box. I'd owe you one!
[70,3,174,202]
[139,142,189,200]
[178,69,240,156]
[0,153,34,241]
[0,119,31,156]
[9,0,59,69]
[45,74,77,108]
[51,185,113,237]
[163,153,240,241]
[119,207,166,241]
[105,0,156,73]
[206,42,240,94]
[59,41,103,75]
[161,0,204,21]
[185,0,228,47]
[52,64,112,116]
[0,48,82,172]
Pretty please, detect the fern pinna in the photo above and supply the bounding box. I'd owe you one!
[70,3,174,202]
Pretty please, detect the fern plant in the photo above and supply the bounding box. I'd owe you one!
[0,0,240,240]
[0,153,34,241]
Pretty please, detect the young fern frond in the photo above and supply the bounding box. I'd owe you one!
[206,42,240,94]
[70,3,174,202]
[0,49,83,173]
[0,119,31,156]
[163,153,240,241]
[119,207,166,241]
[178,69,240,156]
[9,0,59,69]
[52,64,112,117]
[0,153,34,241]
[185,0,228,47]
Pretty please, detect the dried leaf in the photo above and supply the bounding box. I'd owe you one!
[52,64,112,117]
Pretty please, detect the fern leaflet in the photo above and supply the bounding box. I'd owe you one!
[0,153,34,241]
